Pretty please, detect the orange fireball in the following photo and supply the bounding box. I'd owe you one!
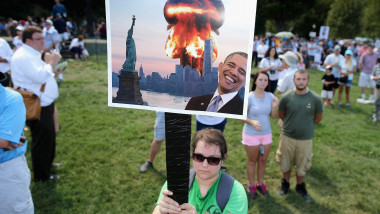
[164,0,225,76]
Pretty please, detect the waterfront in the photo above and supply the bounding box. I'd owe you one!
[112,88,189,109]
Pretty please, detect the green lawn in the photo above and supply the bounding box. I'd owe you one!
[25,56,380,214]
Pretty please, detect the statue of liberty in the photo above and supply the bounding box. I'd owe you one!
[122,16,137,71]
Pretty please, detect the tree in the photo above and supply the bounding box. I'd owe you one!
[254,0,332,38]
[361,0,380,38]
[325,0,364,39]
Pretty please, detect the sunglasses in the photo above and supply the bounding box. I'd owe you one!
[192,153,222,166]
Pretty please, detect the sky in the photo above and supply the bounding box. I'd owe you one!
[107,0,256,77]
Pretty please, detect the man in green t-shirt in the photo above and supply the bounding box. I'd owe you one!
[276,70,323,202]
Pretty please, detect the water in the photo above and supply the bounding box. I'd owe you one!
[112,88,190,109]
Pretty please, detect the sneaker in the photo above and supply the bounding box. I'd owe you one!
[138,161,153,173]
[256,183,269,196]
[248,185,258,199]
[346,103,352,108]
[278,179,289,196]
[295,183,311,202]
[337,103,342,107]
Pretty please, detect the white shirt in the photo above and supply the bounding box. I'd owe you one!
[69,38,85,50]
[257,44,268,58]
[11,44,58,107]
[208,90,238,111]
[307,42,317,56]
[43,26,60,51]
[196,115,225,125]
[12,36,23,51]
[0,38,13,73]
[324,53,345,78]
[277,67,298,93]
[259,58,283,80]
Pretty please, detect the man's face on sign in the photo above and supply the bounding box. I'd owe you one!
[217,54,247,95]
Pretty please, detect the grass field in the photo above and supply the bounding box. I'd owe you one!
[25,56,380,214]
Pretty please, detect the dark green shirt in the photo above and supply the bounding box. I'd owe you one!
[279,89,323,140]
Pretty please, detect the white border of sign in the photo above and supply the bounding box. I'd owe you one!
[106,0,257,120]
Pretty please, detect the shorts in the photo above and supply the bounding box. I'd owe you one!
[308,55,314,61]
[275,134,313,176]
[58,32,69,41]
[242,132,272,146]
[321,90,333,99]
[0,155,34,213]
[338,79,353,87]
[358,72,376,88]
[154,112,165,141]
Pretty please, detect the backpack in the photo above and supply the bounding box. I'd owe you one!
[188,168,234,212]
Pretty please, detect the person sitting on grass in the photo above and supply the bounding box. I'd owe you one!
[153,128,248,214]
[69,35,86,60]
[321,65,336,106]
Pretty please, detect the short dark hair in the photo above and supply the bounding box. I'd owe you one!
[251,72,270,92]
[191,128,227,159]
[294,69,309,79]
[224,51,248,63]
[22,26,42,43]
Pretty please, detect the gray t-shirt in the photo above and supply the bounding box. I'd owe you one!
[324,53,345,78]
[360,52,379,74]
[279,90,323,140]
[243,91,274,136]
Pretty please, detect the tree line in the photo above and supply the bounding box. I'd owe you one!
[255,0,380,39]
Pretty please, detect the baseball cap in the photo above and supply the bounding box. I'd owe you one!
[345,49,353,55]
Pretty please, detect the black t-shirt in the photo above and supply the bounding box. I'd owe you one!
[322,74,336,91]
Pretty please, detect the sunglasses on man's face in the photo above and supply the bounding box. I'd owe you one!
[192,153,222,166]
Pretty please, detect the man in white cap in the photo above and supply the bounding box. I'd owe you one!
[43,19,60,53]
[323,45,344,100]
[12,25,24,51]
[277,51,299,95]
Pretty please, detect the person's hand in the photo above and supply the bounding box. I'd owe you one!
[271,96,279,109]
[158,190,182,214]
[0,136,25,150]
[179,203,197,214]
[48,50,62,68]
[268,65,275,70]
[0,56,8,63]
[251,120,262,131]
[54,69,62,78]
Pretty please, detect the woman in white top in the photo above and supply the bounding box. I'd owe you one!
[257,39,268,64]
[337,49,357,107]
[259,47,283,93]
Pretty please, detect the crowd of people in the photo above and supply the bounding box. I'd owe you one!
[140,35,380,212]
[253,35,380,106]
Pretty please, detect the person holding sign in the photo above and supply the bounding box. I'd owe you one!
[153,129,247,214]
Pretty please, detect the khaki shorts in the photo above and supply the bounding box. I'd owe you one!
[276,134,313,176]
